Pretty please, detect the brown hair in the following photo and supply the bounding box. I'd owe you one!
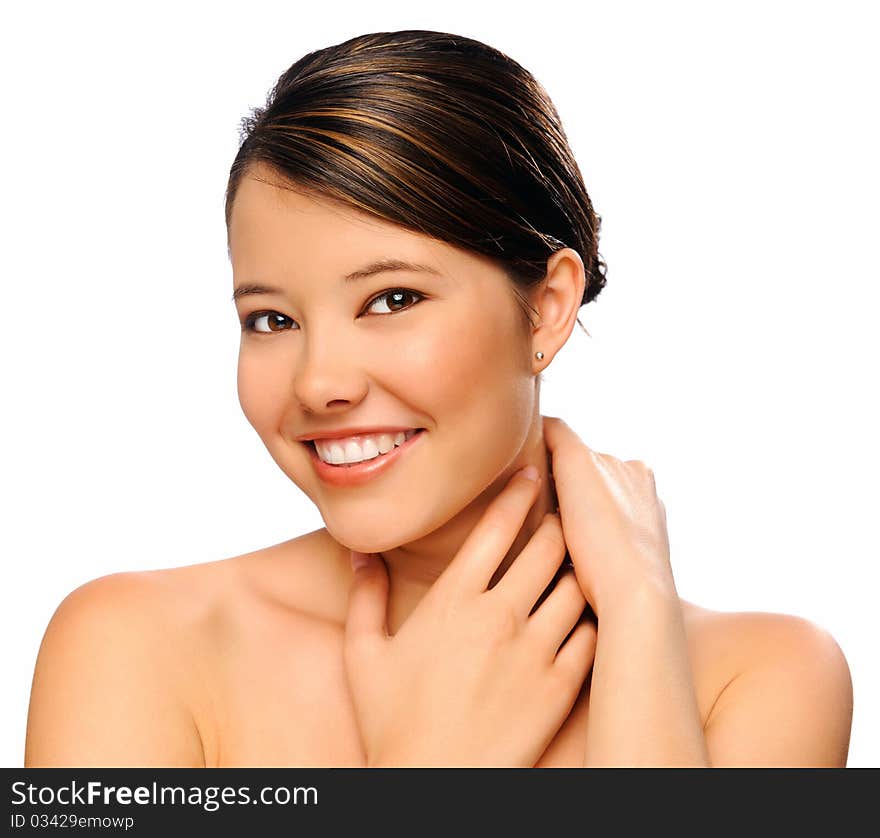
[225,29,606,333]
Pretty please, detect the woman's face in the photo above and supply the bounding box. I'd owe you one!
[228,166,540,552]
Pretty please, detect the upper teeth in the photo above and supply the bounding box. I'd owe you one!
[314,430,419,465]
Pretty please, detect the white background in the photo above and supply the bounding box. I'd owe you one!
[2,0,877,767]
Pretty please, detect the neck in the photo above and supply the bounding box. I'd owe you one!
[368,420,559,636]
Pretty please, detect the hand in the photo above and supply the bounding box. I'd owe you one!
[542,416,677,613]
[343,468,597,767]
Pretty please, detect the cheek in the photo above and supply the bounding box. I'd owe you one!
[413,307,524,409]
[401,310,531,472]
[401,307,507,400]
[236,350,289,436]
[399,331,472,399]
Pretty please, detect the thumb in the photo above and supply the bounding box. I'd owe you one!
[345,550,389,647]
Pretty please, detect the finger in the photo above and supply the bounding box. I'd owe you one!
[541,416,598,484]
[542,416,606,467]
[542,415,591,446]
[527,570,589,654]
[552,616,598,684]
[541,416,585,451]
[439,466,543,595]
[344,551,389,655]
[492,512,568,621]
[540,421,623,608]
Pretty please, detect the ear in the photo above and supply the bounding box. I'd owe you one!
[528,247,586,368]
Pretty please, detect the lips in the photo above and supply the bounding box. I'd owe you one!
[304,428,425,487]
[311,429,420,466]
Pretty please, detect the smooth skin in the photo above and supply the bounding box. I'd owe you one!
[23,459,853,767]
[24,166,853,767]
[345,468,596,767]
[228,165,576,638]
[543,415,851,766]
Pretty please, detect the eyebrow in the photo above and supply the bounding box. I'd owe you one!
[231,258,442,302]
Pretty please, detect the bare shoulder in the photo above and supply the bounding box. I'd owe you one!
[25,568,202,766]
[24,539,290,769]
[24,553,264,768]
[679,597,850,681]
[678,598,853,766]
[25,529,346,767]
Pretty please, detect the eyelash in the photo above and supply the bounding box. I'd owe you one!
[241,288,426,334]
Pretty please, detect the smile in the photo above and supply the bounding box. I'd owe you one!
[304,429,426,487]
[313,429,420,465]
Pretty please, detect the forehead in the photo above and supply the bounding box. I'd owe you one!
[226,166,512,295]
[229,169,442,272]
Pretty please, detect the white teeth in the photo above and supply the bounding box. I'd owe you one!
[360,438,380,459]
[314,429,420,465]
[327,442,346,465]
[343,439,363,462]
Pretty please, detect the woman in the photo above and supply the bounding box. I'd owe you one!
[24,29,852,767]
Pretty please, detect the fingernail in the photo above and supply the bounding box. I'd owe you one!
[350,551,370,571]
[521,465,540,482]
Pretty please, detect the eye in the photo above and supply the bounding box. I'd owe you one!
[241,289,425,335]
[364,288,425,316]
[243,311,295,333]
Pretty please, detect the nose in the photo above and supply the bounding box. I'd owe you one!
[292,337,369,413]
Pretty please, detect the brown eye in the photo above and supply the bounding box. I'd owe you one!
[364,288,424,315]
[246,311,295,333]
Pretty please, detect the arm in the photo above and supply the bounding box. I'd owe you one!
[583,583,711,767]
[583,592,853,767]
[25,572,206,767]
[540,418,853,767]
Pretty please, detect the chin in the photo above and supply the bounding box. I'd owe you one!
[326,527,410,556]
[323,512,438,556]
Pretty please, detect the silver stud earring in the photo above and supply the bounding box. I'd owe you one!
[535,351,544,360]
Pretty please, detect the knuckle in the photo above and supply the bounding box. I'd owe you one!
[557,573,586,609]
[533,514,565,550]
[487,592,519,642]
[556,628,595,674]
[481,516,509,540]
[484,483,537,533]
[550,653,583,689]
